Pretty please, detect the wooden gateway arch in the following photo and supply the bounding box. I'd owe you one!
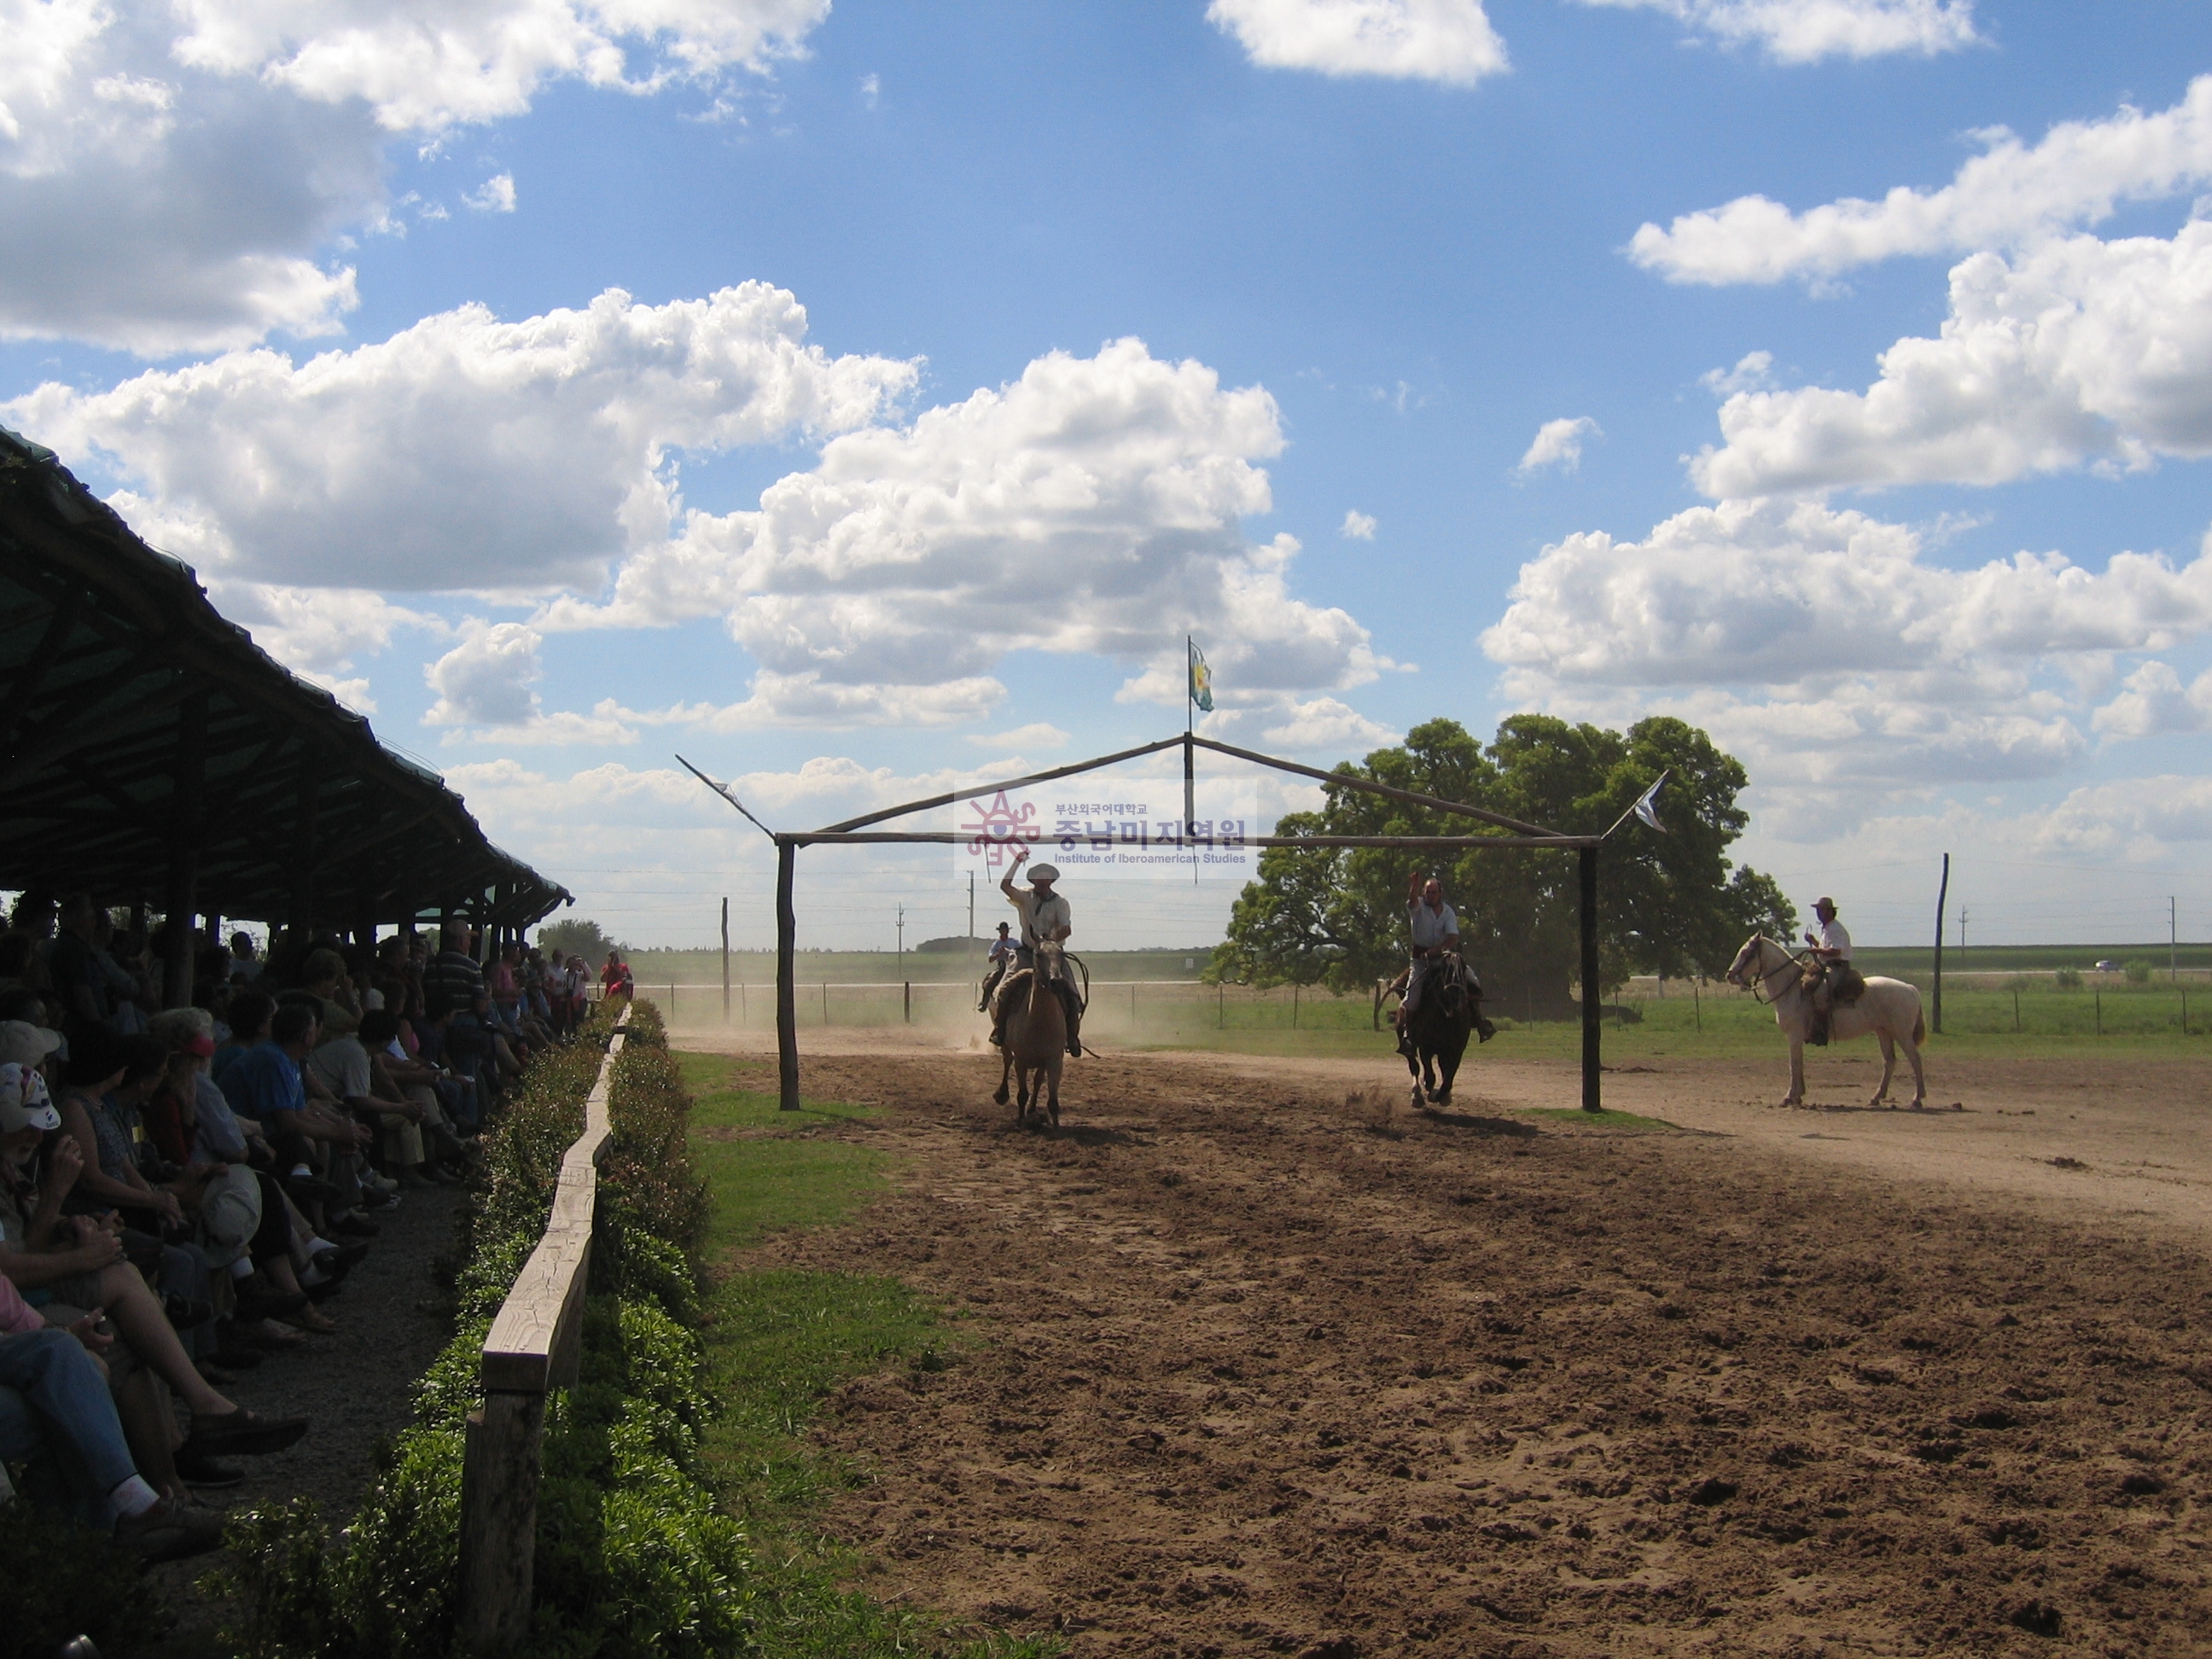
[680,732,1611,1115]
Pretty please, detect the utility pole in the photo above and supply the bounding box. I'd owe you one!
[720,895,730,1024]
[2173,896,2180,985]
[1959,905,1969,958]
[896,903,905,981]
[1932,853,1949,1036]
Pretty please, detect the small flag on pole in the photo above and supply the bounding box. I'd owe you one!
[1632,774,1667,833]
[1188,638,1214,713]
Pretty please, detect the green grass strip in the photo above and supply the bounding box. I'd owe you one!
[678,1050,1056,1659]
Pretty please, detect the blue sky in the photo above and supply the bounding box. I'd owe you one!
[6,0,2212,950]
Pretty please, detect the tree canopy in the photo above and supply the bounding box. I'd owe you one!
[535,916,627,962]
[1208,714,1795,1017]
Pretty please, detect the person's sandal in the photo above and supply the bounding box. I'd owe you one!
[174,1447,246,1487]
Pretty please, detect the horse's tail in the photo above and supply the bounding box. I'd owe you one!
[1913,1008,1926,1046]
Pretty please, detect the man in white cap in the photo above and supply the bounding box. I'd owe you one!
[0,1019,64,1074]
[992,846,1083,1057]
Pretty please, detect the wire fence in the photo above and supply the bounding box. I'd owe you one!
[634,970,2211,1044]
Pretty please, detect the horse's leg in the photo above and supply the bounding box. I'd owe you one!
[1435,1039,1461,1106]
[1784,1035,1805,1107]
[1906,1031,1927,1109]
[994,1044,1012,1107]
[1871,1033,1896,1108]
[1046,1057,1062,1127]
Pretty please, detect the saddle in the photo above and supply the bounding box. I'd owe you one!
[1799,960,1866,1006]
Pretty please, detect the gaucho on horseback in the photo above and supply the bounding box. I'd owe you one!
[1394,871,1495,1059]
[988,847,1085,1058]
[1801,895,1866,1046]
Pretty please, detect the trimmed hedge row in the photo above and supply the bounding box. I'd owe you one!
[214,1004,749,1659]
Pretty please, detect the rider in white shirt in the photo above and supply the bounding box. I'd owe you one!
[1802,896,1856,1043]
[993,847,1082,1057]
[1397,873,1459,1055]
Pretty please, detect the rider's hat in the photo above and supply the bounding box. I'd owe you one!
[1027,864,1061,883]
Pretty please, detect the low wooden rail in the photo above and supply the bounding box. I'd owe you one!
[456,1024,626,1648]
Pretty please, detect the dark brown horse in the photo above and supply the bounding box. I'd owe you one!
[1399,952,1490,1109]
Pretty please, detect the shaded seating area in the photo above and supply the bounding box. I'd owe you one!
[0,425,568,985]
[0,424,579,1598]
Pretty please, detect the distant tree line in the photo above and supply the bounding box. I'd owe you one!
[1208,714,1796,1020]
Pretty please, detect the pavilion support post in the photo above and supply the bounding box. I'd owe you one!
[776,839,799,1112]
[1580,846,1602,1114]
[162,695,207,1009]
[290,759,321,943]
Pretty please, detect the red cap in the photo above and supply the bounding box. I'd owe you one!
[180,1033,216,1058]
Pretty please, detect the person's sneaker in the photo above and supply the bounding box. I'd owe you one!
[358,1187,399,1210]
[116,1496,228,1562]
[396,1167,436,1190]
[333,1214,381,1238]
[363,1170,399,1194]
[174,1447,246,1488]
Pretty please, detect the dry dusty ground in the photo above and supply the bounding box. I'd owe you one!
[682,1027,2212,1658]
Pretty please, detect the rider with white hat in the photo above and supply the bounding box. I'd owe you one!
[992,847,1083,1057]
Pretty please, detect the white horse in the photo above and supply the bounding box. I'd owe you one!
[1724,934,1927,1109]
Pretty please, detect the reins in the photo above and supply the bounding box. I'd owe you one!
[1741,937,1808,1006]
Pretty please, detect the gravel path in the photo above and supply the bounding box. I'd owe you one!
[149,1181,469,1642]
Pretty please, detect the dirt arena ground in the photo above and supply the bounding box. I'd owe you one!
[684,1027,2212,1656]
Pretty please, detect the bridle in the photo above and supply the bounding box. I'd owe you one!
[1731,936,1808,1006]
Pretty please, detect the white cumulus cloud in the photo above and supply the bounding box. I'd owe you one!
[422,620,636,743]
[544,337,1387,730]
[1207,0,1507,85]
[1340,509,1377,539]
[2091,660,2212,739]
[166,0,830,134]
[1633,76,2212,286]
[8,282,918,592]
[463,171,515,212]
[1481,498,2212,815]
[1578,0,1976,64]
[0,0,826,352]
[1516,415,1601,475]
[1690,223,2212,497]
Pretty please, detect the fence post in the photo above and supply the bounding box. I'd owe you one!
[904,981,911,1023]
[458,1392,544,1648]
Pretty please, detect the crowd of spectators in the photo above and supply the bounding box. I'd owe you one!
[0,889,591,1566]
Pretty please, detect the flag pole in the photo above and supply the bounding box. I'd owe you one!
[1185,635,1197,888]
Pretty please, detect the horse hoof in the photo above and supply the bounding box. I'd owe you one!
[992,1088,1009,1106]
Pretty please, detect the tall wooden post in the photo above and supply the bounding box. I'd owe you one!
[1580,846,1602,1113]
[162,695,207,1008]
[1932,852,1949,1036]
[720,895,731,1025]
[290,758,321,943]
[776,840,799,1111]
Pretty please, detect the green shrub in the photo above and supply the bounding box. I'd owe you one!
[210,1003,751,1659]
[2054,968,2083,988]
[2125,958,2153,984]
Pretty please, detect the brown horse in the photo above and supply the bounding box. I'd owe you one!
[992,940,1068,1126]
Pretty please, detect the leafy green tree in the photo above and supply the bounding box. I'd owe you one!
[536,916,626,962]
[1209,714,1795,1017]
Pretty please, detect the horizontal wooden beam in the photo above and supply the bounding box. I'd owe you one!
[782,830,1598,851]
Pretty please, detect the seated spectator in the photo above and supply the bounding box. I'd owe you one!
[278,948,359,1040]
[421,924,486,1016]
[221,1006,380,1239]
[227,931,263,981]
[0,1267,226,1558]
[1,1063,306,1488]
[310,1010,435,1189]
